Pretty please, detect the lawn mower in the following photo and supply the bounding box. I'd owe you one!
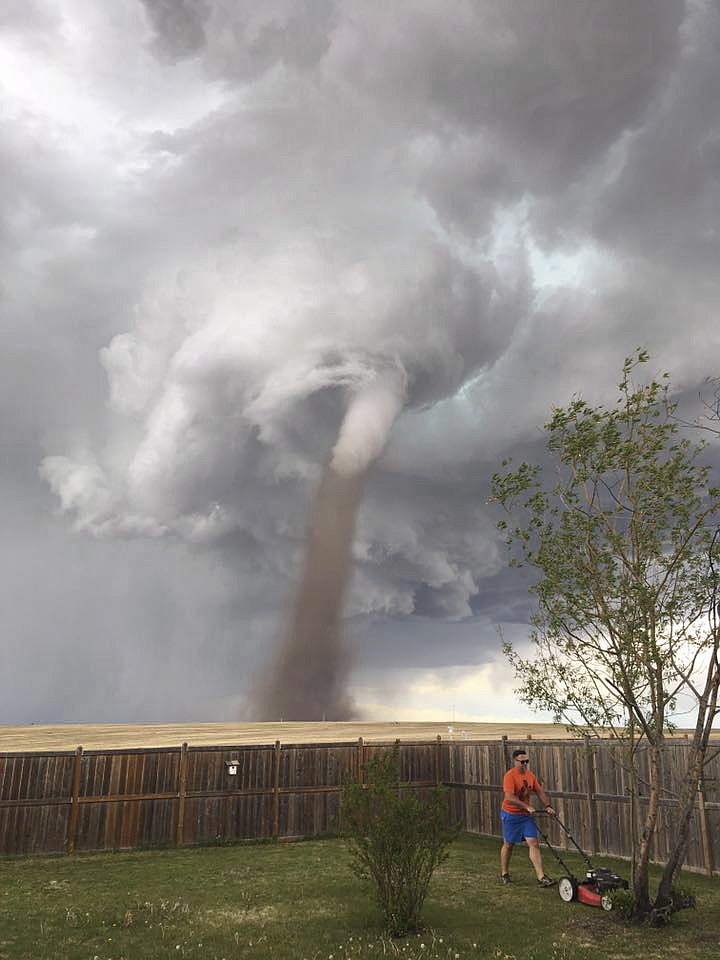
[535,813,629,911]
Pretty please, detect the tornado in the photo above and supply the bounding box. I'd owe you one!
[251,370,406,720]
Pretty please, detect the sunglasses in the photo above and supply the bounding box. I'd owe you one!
[516,758,529,764]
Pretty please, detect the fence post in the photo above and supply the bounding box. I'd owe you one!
[176,742,188,847]
[435,734,442,785]
[554,743,565,845]
[272,740,281,839]
[65,745,83,855]
[395,737,402,797]
[584,736,599,855]
[357,737,364,783]
[697,777,714,876]
[501,735,510,769]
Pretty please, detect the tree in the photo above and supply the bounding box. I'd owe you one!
[490,350,720,922]
[340,745,458,937]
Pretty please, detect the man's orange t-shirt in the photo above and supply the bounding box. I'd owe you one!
[502,768,541,814]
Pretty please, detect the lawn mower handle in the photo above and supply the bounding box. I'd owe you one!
[533,817,576,879]
[537,810,594,869]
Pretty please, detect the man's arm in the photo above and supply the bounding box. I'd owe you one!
[533,781,555,815]
[503,789,535,814]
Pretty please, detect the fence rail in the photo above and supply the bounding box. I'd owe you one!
[1,737,718,874]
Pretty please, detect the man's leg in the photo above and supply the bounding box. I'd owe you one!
[526,837,546,880]
[500,841,514,876]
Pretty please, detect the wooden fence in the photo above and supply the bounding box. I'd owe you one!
[1,737,718,874]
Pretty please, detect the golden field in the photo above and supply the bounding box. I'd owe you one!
[0,720,712,752]
[0,720,579,752]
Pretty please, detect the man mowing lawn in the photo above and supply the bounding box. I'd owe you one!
[500,748,556,887]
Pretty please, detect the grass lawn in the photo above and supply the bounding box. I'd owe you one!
[0,835,717,960]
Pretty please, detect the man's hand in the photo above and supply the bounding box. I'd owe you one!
[544,805,555,816]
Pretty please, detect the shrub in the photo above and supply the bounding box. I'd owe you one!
[667,883,697,912]
[609,883,697,927]
[650,883,698,925]
[607,887,635,921]
[340,745,459,937]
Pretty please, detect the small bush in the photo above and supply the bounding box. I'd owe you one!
[667,883,697,912]
[649,883,698,925]
[609,883,697,927]
[607,887,635,921]
[340,746,459,937]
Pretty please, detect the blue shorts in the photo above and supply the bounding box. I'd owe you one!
[501,811,539,844]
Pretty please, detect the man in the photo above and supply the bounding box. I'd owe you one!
[500,748,556,886]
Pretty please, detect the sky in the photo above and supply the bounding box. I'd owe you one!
[2,0,720,725]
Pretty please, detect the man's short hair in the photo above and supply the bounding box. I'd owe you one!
[511,748,528,759]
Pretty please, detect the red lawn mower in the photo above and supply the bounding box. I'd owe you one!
[536,813,629,911]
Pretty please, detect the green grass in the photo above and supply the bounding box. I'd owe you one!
[0,836,718,960]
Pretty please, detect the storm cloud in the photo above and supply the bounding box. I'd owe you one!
[2,1,719,722]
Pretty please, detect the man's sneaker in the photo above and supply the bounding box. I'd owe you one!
[501,873,512,884]
[537,875,556,887]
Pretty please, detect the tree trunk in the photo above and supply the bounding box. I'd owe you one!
[633,743,662,918]
[655,745,706,907]
[656,657,720,907]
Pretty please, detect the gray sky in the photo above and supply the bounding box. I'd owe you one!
[2,0,720,723]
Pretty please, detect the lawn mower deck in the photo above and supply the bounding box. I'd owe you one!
[558,866,629,911]
[537,814,629,911]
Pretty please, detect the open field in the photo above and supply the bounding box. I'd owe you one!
[0,721,573,753]
[1,835,718,960]
[0,720,714,753]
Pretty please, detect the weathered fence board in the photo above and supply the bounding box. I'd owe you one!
[0,738,718,875]
[182,795,275,844]
[80,749,180,799]
[185,744,276,795]
[0,803,69,855]
[74,798,177,852]
[0,753,74,802]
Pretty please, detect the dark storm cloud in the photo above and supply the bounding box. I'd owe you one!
[141,0,210,60]
[0,511,267,723]
[591,1,720,269]
[2,0,719,721]
[326,1,684,194]
[192,0,336,79]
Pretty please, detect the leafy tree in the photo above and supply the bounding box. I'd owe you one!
[340,745,458,937]
[490,351,720,922]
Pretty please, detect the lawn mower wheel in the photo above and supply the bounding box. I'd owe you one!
[558,876,577,902]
